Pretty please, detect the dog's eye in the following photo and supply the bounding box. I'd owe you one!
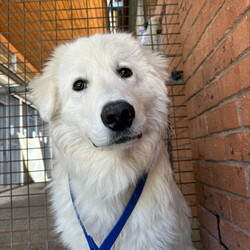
[118,68,133,78]
[73,79,88,91]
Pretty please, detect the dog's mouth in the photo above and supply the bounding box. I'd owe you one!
[114,133,142,144]
[91,133,142,148]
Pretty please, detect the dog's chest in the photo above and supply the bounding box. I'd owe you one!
[68,178,134,245]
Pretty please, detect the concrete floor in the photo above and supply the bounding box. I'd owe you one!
[0,183,65,249]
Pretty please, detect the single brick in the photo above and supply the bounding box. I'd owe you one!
[220,219,250,249]
[191,137,226,161]
[204,137,226,161]
[197,205,219,238]
[191,228,201,242]
[174,172,181,183]
[211,163,250,197]
[185,194,197,206]
[199,226,211,250]
[180,171,195,183]
[203,186,231,219]
[207,101,240,134]
[199,226,225,250]
[190,140,200,160]
[230,196,250,230]
[173,160,193,172]
[194,161,213,186]
[231,15,249,60]
[202,37,233,86]
[191,217,200,230]
[205,82,220,109]
[191,205,197,217]
[179,0,190,27]
[189,114,208,138]
[217,53,250,101]
[208,234,227,250]
[240,92,250,126]
[195,161,250,197]
[225,131,250,162]
[180,183,196,195]
[195,182,205,205]
[187,98,196,119]
[192,91,209,117]
[184,29,214,79]
[171,138,190,151]
[206,108,224,134]
[185,70,203,101]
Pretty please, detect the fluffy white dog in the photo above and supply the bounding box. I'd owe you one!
[30,33,194,250]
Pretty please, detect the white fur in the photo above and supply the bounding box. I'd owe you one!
[29,33,194,250]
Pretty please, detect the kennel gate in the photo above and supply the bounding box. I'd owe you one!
[0,0,199,249]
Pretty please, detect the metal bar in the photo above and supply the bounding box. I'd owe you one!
[165,53,183,57]
[0,63,26,86]
[167,79,185,85]
[0,86,30,94]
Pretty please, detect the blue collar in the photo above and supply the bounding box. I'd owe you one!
[69,173,148,250]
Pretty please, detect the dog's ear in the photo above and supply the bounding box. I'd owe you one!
[144,48,169,83]
[29,44,65,122]
[29,62,57,122]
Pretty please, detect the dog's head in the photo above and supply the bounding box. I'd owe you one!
[29,33,169,151]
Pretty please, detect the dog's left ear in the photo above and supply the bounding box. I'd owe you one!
[29,44,66,122]
[144,48,169,83]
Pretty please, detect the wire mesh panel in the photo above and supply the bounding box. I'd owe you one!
[0,0,198,249]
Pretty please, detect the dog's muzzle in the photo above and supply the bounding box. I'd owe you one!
[90,101,142,148]
[101,101,135,132]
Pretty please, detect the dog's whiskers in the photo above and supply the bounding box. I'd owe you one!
[146,116,176,137]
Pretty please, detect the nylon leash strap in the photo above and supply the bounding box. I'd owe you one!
[69,173,148,250]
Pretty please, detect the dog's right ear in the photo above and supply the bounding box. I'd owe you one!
[29,61,57,122]
[29,44,65,122]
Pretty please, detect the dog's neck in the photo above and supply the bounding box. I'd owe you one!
[52,133,161,200]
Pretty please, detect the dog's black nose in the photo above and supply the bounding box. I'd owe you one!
[101,101,135,131]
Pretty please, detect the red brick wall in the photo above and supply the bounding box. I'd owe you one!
[178,0,250,249]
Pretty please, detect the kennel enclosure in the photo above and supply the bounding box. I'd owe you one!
[1,0,249,249]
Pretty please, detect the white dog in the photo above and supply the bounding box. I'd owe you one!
[30,33,194,250]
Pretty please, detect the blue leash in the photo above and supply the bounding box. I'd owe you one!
[69,173,148,250]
